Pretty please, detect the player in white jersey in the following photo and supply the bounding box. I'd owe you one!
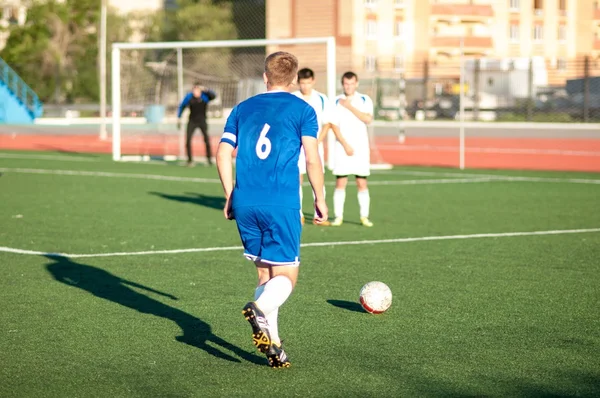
[330,71,374,227]
[292,68,353,226]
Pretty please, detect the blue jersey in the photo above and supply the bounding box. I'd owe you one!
[221,91,318,210]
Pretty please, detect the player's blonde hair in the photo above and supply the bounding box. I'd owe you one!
[264,51,298,87]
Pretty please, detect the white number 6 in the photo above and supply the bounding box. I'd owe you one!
[255,123,271,160]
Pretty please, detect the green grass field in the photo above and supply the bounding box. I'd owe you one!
[1,150,599,397]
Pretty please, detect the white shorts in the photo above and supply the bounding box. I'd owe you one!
[298,143,325,175]
[332,141,370,177]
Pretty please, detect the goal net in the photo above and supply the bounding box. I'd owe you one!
[110,37,391,170]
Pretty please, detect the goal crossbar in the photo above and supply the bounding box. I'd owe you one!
[110,37,337,164]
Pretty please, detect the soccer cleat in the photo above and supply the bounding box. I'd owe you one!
[331,217,343,226]
[300,216,305,225]
[360,217,374,227]
[313,219,331,226]
[267,342,291,368]
[242,302,271,354]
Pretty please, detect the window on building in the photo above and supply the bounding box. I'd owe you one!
[365,20,377,39]
[534,0,543,14]
[364,0,376,7]
[394,21,404,38]
[394,55,404,71]
[509,24,520,42]
[558,0,566,11]
[533,24,543,41]
[510,0,520,10]
[558,25,566,41]
[557,57,567,71]
[365,55,377,72]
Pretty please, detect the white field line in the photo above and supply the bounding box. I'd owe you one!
[2,167,600,185]
[0,168,222,183]
[377,144,600,157]
[374,170,510,178]
[1,228,599,259]
[0,153,171,165]
[0,153,102,162]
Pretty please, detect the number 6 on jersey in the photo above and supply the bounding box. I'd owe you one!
[255,123,271,160]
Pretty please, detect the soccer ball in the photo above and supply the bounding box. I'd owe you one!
[359,281,392,314]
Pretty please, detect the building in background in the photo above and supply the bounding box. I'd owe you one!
[266,0,600,84]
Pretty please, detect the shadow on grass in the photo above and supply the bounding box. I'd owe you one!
[327,299,365,313]
[149,191,225,211]
[36,146,102,157]
[44,254,264,365]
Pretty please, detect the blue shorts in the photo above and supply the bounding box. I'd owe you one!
[234,206,301,266]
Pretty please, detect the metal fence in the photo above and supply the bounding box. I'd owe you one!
[45,54,600,124]
[357,56,600,123]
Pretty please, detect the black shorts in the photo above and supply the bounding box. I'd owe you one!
[335,175,368,180]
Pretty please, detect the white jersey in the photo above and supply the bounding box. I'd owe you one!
[331,91,374,177]
[292,89,332,174]
[291,89,332,127]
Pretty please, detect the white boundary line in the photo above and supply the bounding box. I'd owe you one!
[376,144,600,157]
[0,168,222,183]
[1,167,600,185]
[1,228,599,259]
[0,153,102,162]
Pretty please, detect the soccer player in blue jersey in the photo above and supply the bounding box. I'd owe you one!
[216,51,328,368]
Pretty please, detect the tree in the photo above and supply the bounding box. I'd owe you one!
[0,0,238,104]
[0,0,130,104]
[162,0,236,42]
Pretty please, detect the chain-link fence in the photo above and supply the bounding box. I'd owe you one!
[356,56,600,123]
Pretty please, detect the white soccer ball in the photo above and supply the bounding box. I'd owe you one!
[359,281,392,314]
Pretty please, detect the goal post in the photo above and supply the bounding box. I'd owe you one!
[110,37,337,166]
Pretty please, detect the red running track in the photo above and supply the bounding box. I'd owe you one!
[1,134,599,172]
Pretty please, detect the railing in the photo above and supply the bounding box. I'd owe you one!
[0,56,43,118]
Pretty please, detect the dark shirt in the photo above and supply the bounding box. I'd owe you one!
[177,90,216,122]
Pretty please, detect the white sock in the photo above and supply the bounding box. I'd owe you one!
[358,190,370,218]
[266,308,280,345]
[254,283,280,344]
[333,189,346,219]
[254,275,293,316]
[313,186,326,218]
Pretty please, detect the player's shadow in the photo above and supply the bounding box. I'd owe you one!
[44,254,264,365]
[149,191,225,211]
[326,299,366,313]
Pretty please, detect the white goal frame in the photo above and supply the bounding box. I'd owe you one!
[110,37,337,167]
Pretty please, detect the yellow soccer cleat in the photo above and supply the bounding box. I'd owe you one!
[242,302,271,354]
[267,342,291,368]
[360,217,374,227]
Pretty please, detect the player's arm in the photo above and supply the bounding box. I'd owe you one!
[340,99,373,124]
[323,101,354,155]
[316,124,328,143]
[301,108,328,223]
[216,108,239,220]
[217,143,234,220]
[327,123,354,156]
[303,138,324,201]
[176,93,193,128]
[202,89,217,102]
